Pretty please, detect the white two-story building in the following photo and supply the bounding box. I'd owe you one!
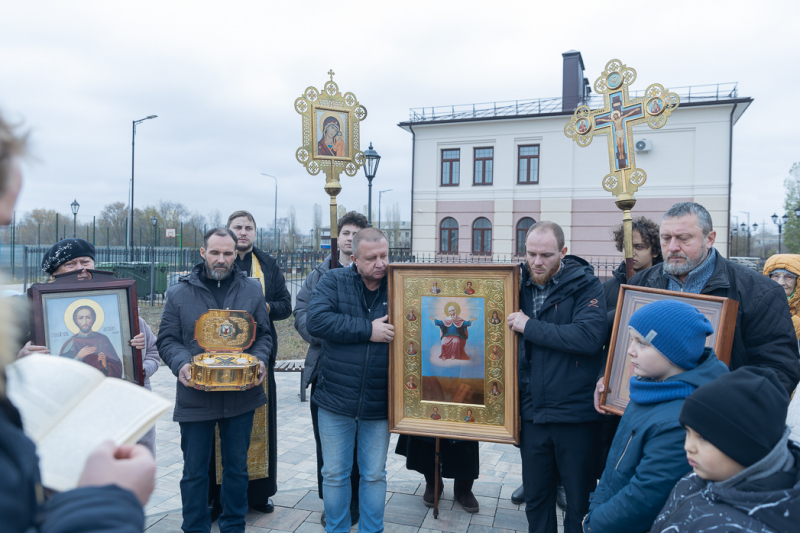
[399,51,751,260]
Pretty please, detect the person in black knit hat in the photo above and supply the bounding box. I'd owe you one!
[650,367,799,533]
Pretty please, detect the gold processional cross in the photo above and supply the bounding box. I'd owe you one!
[564,59,680,279]
[294,70,367,264]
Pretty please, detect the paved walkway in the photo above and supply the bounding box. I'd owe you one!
[144,365,563,533]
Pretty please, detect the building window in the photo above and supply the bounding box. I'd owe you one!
[472,218,492,255]
[440,217,459,253]
[516,217,536,255]
[473,147,493,185]
[441,149,460,186]
[518,145,540,184]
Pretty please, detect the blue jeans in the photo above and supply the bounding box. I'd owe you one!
[318,408,390,533]
[179,410,255,533]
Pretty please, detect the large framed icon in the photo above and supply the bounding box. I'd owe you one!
[29,270,144,386]
[387,264,519,444]
[600,285,738,416]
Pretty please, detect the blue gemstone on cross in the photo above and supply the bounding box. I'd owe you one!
[593,91,644,171]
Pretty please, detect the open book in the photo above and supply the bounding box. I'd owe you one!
[5,354,171,492]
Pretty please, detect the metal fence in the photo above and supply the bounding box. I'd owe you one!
[18,246,623,303]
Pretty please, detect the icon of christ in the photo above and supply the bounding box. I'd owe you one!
[428,305,477,361]
[59,305,123,378]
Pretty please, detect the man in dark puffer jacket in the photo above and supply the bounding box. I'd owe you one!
[307,227,394,533]
[508,221,607,533]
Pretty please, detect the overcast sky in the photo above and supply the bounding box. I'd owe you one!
[1,1,798,237]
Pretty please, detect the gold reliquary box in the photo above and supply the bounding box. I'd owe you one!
[189,309,260,392]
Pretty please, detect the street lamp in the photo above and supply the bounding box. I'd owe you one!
[772,213,789,253]
[260,174,278,249]
[129,114,158,260]
[378,189,393,232]
[70,199,80,238]
[363,142,381,226]
[150,215,157,306]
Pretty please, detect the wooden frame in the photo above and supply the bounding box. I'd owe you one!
[29,269,144,386]
[600,285,738,416]
[388,264,519,444]
[517,144,540,184]
[473,147,494,186]
[441,149,461,186]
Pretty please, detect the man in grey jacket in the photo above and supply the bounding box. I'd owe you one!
[294,210,368,527]
[157,228,273,533]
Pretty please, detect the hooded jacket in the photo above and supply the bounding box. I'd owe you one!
[293,254,337,389]
[156,262,272,423]
[585,348,729,533]
[517,255,607,424]
[307,263,389,420]
[763,254,800,340]
[650,428,800,533]
[629,248,800,394]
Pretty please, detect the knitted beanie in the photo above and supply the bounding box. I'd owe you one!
[679,367,789,467]
[628,299,714,370]
[41,238,96,274]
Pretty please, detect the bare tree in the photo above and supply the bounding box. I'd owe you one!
[287,206,298,251]
[207,210,223,229]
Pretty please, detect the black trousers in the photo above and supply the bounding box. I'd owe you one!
[520,420,599,533]
[310,381,359,503]
[395,435,479,480]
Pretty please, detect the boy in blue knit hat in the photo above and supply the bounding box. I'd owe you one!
[582,299,729,533]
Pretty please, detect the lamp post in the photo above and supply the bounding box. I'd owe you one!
[130,115,158,260]
[772,212,789,253]
[260,174,278,250]
[378,189,392,232]
[70,199,80,238]
[363,142,381,226]
[150,215,157,306]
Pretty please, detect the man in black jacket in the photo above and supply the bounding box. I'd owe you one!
[594,202,800,408]
[294,210,368,527]
[307,227,394,533]
[507,221,606,533]
[157,228,273,533]
[214,210,291,514]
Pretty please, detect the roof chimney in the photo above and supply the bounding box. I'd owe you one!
[562,50,586,112]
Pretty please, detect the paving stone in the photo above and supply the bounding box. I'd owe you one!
[470,514,495,526]
[271,489,309,508]
[296,521,324,533]
[387,480,421,495]
[253,506,310,530]
[294,491,325,512]
[421,508,473,533]
[471,482,501,498]
[480,451,502,466]
[384,492,430,527]
[468,526,516,533]
[472,495,498,517]
[499,452,522,465]
[493,462,522,475]
[385,523,424,533]
[498,485,517,501]
[492,508,528,532]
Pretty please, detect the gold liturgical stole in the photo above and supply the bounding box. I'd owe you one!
[216,251,270,482]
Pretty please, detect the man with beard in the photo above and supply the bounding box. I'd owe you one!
[203,211,290,517]
[293,210,368,528]
[157,228,272,533]
[507,221,606,533]
[594,202,800,408]
[59,305,123,378]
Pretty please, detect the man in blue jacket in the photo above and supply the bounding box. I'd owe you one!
[307,227,394,533]
[157,228,273,533]
[507,221,607,533]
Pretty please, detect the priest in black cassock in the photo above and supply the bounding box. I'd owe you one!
[208,210,292,519]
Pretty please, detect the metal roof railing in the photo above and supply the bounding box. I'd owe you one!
[406,82,740,123]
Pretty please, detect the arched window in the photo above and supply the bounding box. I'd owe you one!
[472,218,492,255]
[440,218,459,253]
[516,217,536,255]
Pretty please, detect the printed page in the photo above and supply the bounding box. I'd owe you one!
[36,377,170,492]
[5,355,104,442]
